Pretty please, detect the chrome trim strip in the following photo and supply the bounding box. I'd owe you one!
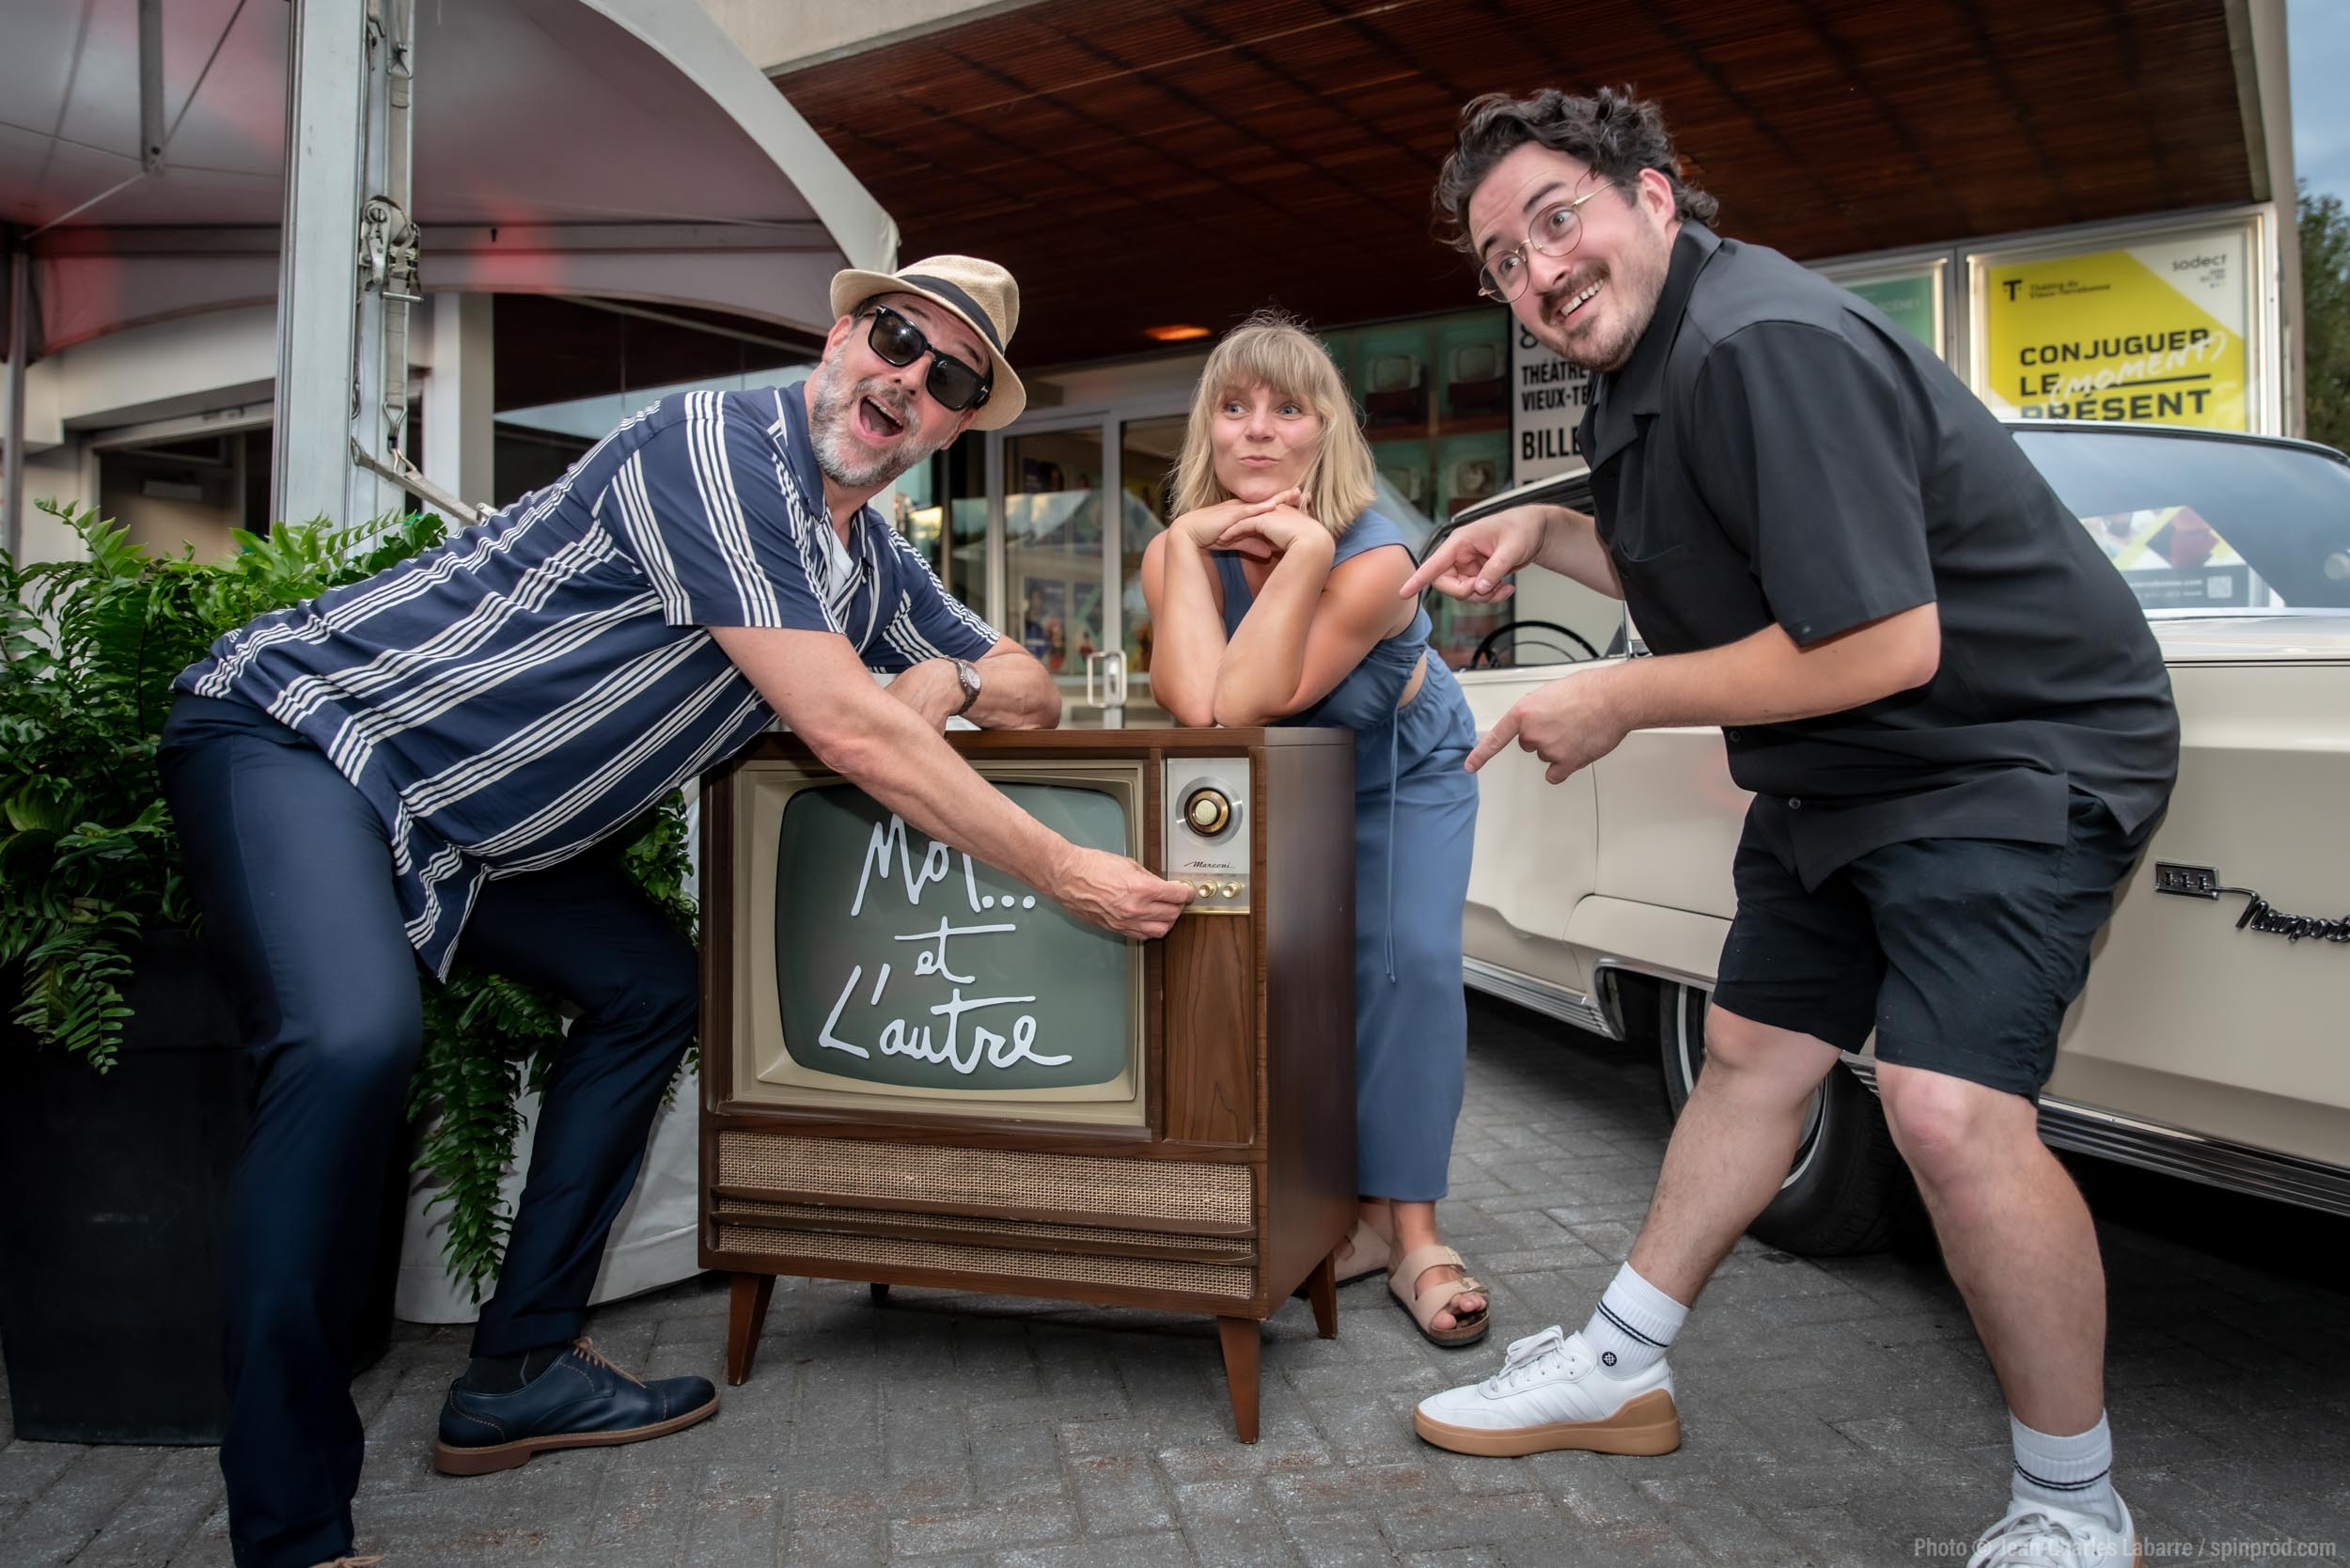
[1590,955,1720,1001]
[1461,958,1620,1041]
[1840,1059,2350,1218]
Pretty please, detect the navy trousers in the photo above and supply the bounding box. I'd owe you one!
[158,697,697,1568]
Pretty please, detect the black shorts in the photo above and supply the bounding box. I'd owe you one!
[1710,791,2155,1099]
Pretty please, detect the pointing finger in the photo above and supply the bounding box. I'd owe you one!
[1464,707,1521,773]
[1399,538,1466,598]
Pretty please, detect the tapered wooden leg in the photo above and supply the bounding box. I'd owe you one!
[726,1271,776,1387]
[1215,1316,1261,1444]
[1306,1252,1338,1340]
[869,1282,891,1304]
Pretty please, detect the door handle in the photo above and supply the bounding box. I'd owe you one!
[1084,648,1127,708]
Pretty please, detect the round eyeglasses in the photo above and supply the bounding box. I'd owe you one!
[1477,184,1611,304]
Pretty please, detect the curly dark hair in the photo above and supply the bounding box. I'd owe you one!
[1432,86,1718,254]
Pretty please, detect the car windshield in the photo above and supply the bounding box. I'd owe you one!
[2013,426,2350,612]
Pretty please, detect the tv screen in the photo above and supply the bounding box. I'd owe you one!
[772,782,1132,1090]
[1449,342,1502,383]
[725,758,1149,1126]
[1367,353,1422,392]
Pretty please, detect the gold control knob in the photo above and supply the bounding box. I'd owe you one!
[1183,787,1232,836]
[1220,882,1241,898]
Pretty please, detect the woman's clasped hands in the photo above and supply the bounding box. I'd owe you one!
[1171,487,1325,561]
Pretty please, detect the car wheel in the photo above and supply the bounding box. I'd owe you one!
[1652,980,1920,1256]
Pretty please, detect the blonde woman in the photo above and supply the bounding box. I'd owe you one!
[1141,312,1488,1345]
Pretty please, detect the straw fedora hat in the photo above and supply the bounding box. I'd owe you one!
[827,255,1027,431]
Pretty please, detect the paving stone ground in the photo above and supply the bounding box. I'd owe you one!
[8,995,2348,1566]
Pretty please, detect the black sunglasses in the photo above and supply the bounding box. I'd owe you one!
[859,305,994,414]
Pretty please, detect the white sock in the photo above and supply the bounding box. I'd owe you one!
[2010,1411,2123,1532]
[1579,1262,1686,1377]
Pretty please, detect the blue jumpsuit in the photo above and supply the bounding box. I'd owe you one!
[1213,508,1480,1200]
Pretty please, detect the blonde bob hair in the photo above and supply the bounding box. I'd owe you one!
[1168,311,1377,534]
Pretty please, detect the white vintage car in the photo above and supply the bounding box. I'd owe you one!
[1441,421,2350,1254]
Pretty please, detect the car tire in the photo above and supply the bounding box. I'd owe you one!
[1649,979,1921,1257]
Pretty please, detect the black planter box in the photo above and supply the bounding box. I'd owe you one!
[0,931,402,1445]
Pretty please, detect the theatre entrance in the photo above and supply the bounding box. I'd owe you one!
[935,405,1189,729]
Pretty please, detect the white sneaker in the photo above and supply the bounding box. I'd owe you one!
[1967,1495,2139,1565]
[1411,1325,1681,1458]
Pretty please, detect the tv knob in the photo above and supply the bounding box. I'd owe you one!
[1220,882,1241,898]
[1183,787,1233,836]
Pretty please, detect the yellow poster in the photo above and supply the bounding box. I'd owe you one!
[1975,226,2251,431]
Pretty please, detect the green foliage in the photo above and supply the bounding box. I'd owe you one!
[2,503,697,1295]
[2300,180,2350,453]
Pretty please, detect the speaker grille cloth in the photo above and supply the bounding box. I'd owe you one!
[718,1199,1254,1259]
[717,1133,1253,1226]
[717,1224,1257,1298]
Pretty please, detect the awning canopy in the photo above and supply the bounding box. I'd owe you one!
[0,0,898,362]
[775,0,2276,368]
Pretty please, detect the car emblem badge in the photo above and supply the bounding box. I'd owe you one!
[2154,864,2350,946]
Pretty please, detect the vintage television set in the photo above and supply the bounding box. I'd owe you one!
[1445,453,1501,516]
[1444,338,1508,416]
[1361,350,1429,428]
[700,729,1355,1441]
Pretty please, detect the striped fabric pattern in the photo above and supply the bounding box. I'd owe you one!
[174,382,997,978]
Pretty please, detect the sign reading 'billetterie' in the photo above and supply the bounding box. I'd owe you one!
[772,782,1131,1091]
[1510,321,1592,483]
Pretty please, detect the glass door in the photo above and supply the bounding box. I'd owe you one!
[1003,421,1118,725]
[940,434,990,621]
[983,402,1194,729]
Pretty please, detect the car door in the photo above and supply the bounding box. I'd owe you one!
[1434,474,1618,1001]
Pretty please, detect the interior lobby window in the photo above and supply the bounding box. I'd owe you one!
[1004,427,1105,677]
[492,296,818,504]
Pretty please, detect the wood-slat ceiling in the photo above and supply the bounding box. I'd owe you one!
[778,0,2251,370]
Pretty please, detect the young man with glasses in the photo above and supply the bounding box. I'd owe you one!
[158,254,1192,1568]
[1401,90,2175,1566]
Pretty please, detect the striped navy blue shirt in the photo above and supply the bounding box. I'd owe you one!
[174,381,997,978]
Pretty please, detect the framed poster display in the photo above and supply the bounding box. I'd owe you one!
[1967,212,2273,433]
[1821,258,1948,359]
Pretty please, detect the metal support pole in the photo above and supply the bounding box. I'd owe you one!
[271,0,415,532]
[271,0,368,528]
[6,237,27,564]
[356,0,419,526]
[138,0,166,174]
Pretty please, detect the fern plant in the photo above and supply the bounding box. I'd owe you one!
[3,503,697,1295]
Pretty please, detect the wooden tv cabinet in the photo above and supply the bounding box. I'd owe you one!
[700,728,1356,1442]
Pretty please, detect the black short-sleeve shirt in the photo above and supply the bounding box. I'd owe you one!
[1580,224,2179,887]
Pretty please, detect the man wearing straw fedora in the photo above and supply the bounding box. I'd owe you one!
[158,254,1193,1568]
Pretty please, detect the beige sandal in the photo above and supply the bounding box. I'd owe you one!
[1387,1244,1491,1347]
[1332,1218,1391,1285]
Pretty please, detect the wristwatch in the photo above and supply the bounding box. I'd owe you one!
[948,656,983,717]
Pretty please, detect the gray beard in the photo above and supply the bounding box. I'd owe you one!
[807,360,941,490]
